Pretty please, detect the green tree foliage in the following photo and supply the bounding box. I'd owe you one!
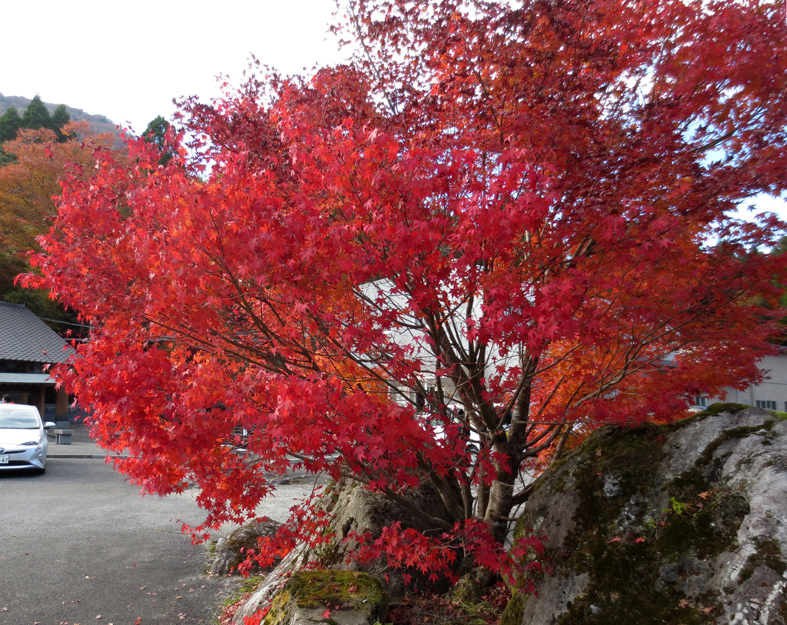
[0,253,27,294]
[51,104,72,141]
[0,106,22,142]
[21,95,52,130]
[143,115,173,165]
[51,104,69,129]
[0,107,23,165]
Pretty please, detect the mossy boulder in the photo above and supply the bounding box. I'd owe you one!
[211,517,282,576]
[261,570,387,625]
[502,406,787,625]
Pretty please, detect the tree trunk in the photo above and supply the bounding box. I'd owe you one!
[483,451,519,543]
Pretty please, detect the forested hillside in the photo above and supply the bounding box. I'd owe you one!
[0,93,117,137]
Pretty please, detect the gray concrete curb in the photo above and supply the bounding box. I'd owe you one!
[45,423,128,459]
[48,454,126,460]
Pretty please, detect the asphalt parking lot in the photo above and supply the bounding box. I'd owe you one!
[0,457,245,625]
[0,423,328,625]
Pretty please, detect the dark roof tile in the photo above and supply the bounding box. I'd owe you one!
[0,302,75,364]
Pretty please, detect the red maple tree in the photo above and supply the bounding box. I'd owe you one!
[26,0,787,575]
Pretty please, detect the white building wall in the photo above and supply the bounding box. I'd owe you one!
[696,352,787,412]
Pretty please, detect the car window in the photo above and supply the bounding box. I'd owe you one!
[0,409,40,429]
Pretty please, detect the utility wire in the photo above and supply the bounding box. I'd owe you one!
[38,316,94,329]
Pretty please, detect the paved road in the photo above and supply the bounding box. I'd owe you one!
[0,458,243,625]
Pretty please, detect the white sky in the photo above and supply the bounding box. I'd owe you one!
[3,0,350,134]
[3,0,785,224]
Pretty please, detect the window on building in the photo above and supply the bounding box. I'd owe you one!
[693,396,708,407]
[756,400,777,410]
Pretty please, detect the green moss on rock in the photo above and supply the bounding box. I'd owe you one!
[289,570,384,609]
[700,402,749,416]
[262,570,387,625]
[546,454,747,624]
[499,593,525,625]
[559,424,666,546]
[222,575,265,608]
[738,538,786,583]
[262,586,296,625]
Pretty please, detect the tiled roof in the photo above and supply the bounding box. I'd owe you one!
[0,373,54,384]
[0,302,75,364]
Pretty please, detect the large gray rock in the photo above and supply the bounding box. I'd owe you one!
[502,405,787,625]
[211,517,282,576]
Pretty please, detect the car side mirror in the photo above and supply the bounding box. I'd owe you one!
[44,422,56,429]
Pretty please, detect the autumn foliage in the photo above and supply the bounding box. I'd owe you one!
[0,122,116,254]
[26,0,787,577]
[0,121,117,319]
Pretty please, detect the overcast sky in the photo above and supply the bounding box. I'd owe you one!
[4,0,785,223]
[4,0,350,134]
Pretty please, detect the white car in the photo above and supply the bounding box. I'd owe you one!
[0,404,55,474]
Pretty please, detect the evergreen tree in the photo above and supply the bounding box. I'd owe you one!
[22,95,52,130]
[0,106,22,142]
[0,107,22,165]
[51,104,69,129]
[143,115,173,165]
[51,104,72,141]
